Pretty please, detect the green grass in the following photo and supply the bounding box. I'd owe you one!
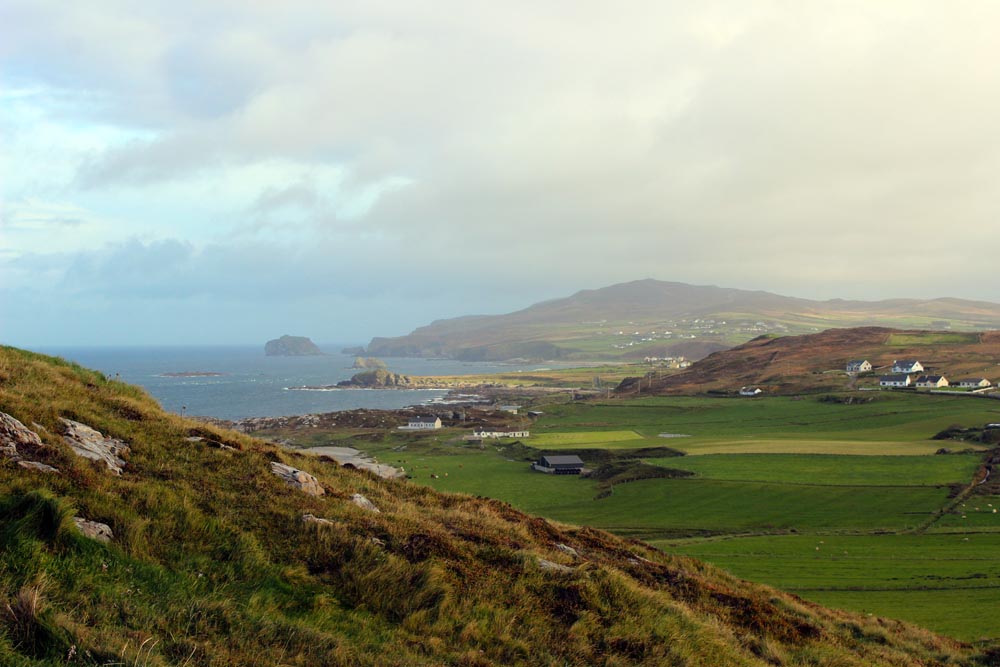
[529,429,646,449]
[654,533,1000,641]
[885,332,980,346]
[650,453,982,486]
[534,394,1000,455]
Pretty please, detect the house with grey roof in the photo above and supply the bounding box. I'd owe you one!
[892,360,924,374]
[958,378,992,389]
[846,360,872,374]
[880,374,912,388]
[915,375,949,389]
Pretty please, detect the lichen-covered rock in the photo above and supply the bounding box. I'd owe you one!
[537,558,574,573]
[73,517,113,543]
[61,419,130,475]
[1,411,43,459]
[270,462,325,496]
[350,493,380,513]
[301,513,335,526]
[555,543,580,558]
[17,461,60,474]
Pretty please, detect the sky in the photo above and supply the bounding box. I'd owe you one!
[2,1,1000,347]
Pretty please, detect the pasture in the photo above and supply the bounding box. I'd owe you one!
[307,392,1000,641]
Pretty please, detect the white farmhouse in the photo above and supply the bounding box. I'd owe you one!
[892,360,924,374]
[958,378,992,389]
[739,387,763,397]
[880,374,912,388]
[402,416,441,430]
[915,375,949,389]
[845,360,872,374]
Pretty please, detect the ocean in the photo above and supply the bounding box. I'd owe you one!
[36,345,567,420]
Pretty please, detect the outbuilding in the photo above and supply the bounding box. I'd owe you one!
[532,455,585,475]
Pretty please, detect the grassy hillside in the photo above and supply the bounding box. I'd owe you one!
[365,279,1000,362]
[620,327,1000,395]
[0,347,989,665]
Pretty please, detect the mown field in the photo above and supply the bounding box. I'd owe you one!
[326,392,1000,641]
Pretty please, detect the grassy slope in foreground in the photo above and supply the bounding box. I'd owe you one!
[0,346,984,666]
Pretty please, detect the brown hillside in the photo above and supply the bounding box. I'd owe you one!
[619,327,1000,395]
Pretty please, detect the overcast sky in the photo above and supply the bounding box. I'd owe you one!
[3,1,999,347]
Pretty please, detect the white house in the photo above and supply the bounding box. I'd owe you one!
[402,416,441,430]
[845,360,872,373]
[915,375,949,389]
[880,374,912,387]
[466,429,530,440]
[892,360,924,374]
[958,378,992,389]
[739,387,763,397]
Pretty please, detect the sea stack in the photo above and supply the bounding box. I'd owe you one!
[264,335,324,356]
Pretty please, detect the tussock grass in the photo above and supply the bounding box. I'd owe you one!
[0,345,984,665]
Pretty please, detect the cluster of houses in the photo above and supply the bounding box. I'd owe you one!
[845,359,993,391]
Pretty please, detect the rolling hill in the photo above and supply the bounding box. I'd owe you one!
[0,346,983,665]
[618,326,1000,395]
[365,279,1000,362]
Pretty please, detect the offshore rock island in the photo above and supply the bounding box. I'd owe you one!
[264,334,324,356]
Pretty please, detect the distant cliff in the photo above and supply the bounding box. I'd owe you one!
[264,335,323,356]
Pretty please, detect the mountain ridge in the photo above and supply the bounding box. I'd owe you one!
[367,279,1000,362]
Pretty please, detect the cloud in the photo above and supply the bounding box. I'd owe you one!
[4,1,1000,346]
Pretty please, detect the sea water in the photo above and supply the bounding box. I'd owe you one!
[35,345,563,420]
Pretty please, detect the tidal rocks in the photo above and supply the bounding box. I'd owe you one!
[337,369,412,388]
[264,335,323,356]
[61,419,130,475]
[270,462,325,496]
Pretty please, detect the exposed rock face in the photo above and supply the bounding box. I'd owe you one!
[301,513,335,526]
[264,335,323,356]
[350,493,380,512]
[536,558,574,573]
[18,461,59,474]
[555,543,580,558]
[302,446,406,480]
[270,462,325,496]
[352,356,387,370]
[61,419,130,475]
[73,517,113,543]
[1,411,43,458]
[337,369,412,388]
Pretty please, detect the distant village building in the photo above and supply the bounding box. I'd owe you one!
[880,374,912,388]
[466,429,530,440]
[532,454,585,475]
[958,378,992,389]
[499,405,521,414]
[739,387,763,397]
[892,360,924,374]
[402,416,442,430]
[915,375,949,389]
[845,360,872,374]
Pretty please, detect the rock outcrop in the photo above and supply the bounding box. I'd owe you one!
[18,461,59,474]
[1,411,43,458]
[270,462,325,496]
[264,335,323,356]
[352,356,387,370]
[350,493,380,513]
[73,517,113,543]
[337,369,412,388]
[61,419,130,475]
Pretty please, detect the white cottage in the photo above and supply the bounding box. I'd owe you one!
[846,360,872,374]
[880,374,912,388]
[404,416,441,430]
[915,375,949,389]
[892,360,924,374]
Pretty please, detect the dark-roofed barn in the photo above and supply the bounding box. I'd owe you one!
[532,454,585,475]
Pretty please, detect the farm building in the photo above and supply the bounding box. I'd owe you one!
[403,416,441,430]
[958,378,992,388]
[532,455,585,475]
[880,374,912,388]
[846,359,872,373]
[892,360,924,374]
[739,387,763,397]
[915,375,949,389]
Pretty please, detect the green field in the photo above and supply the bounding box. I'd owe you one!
[365,393,1000,641]
[885,332,980,346]
[654,533,1000,641]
